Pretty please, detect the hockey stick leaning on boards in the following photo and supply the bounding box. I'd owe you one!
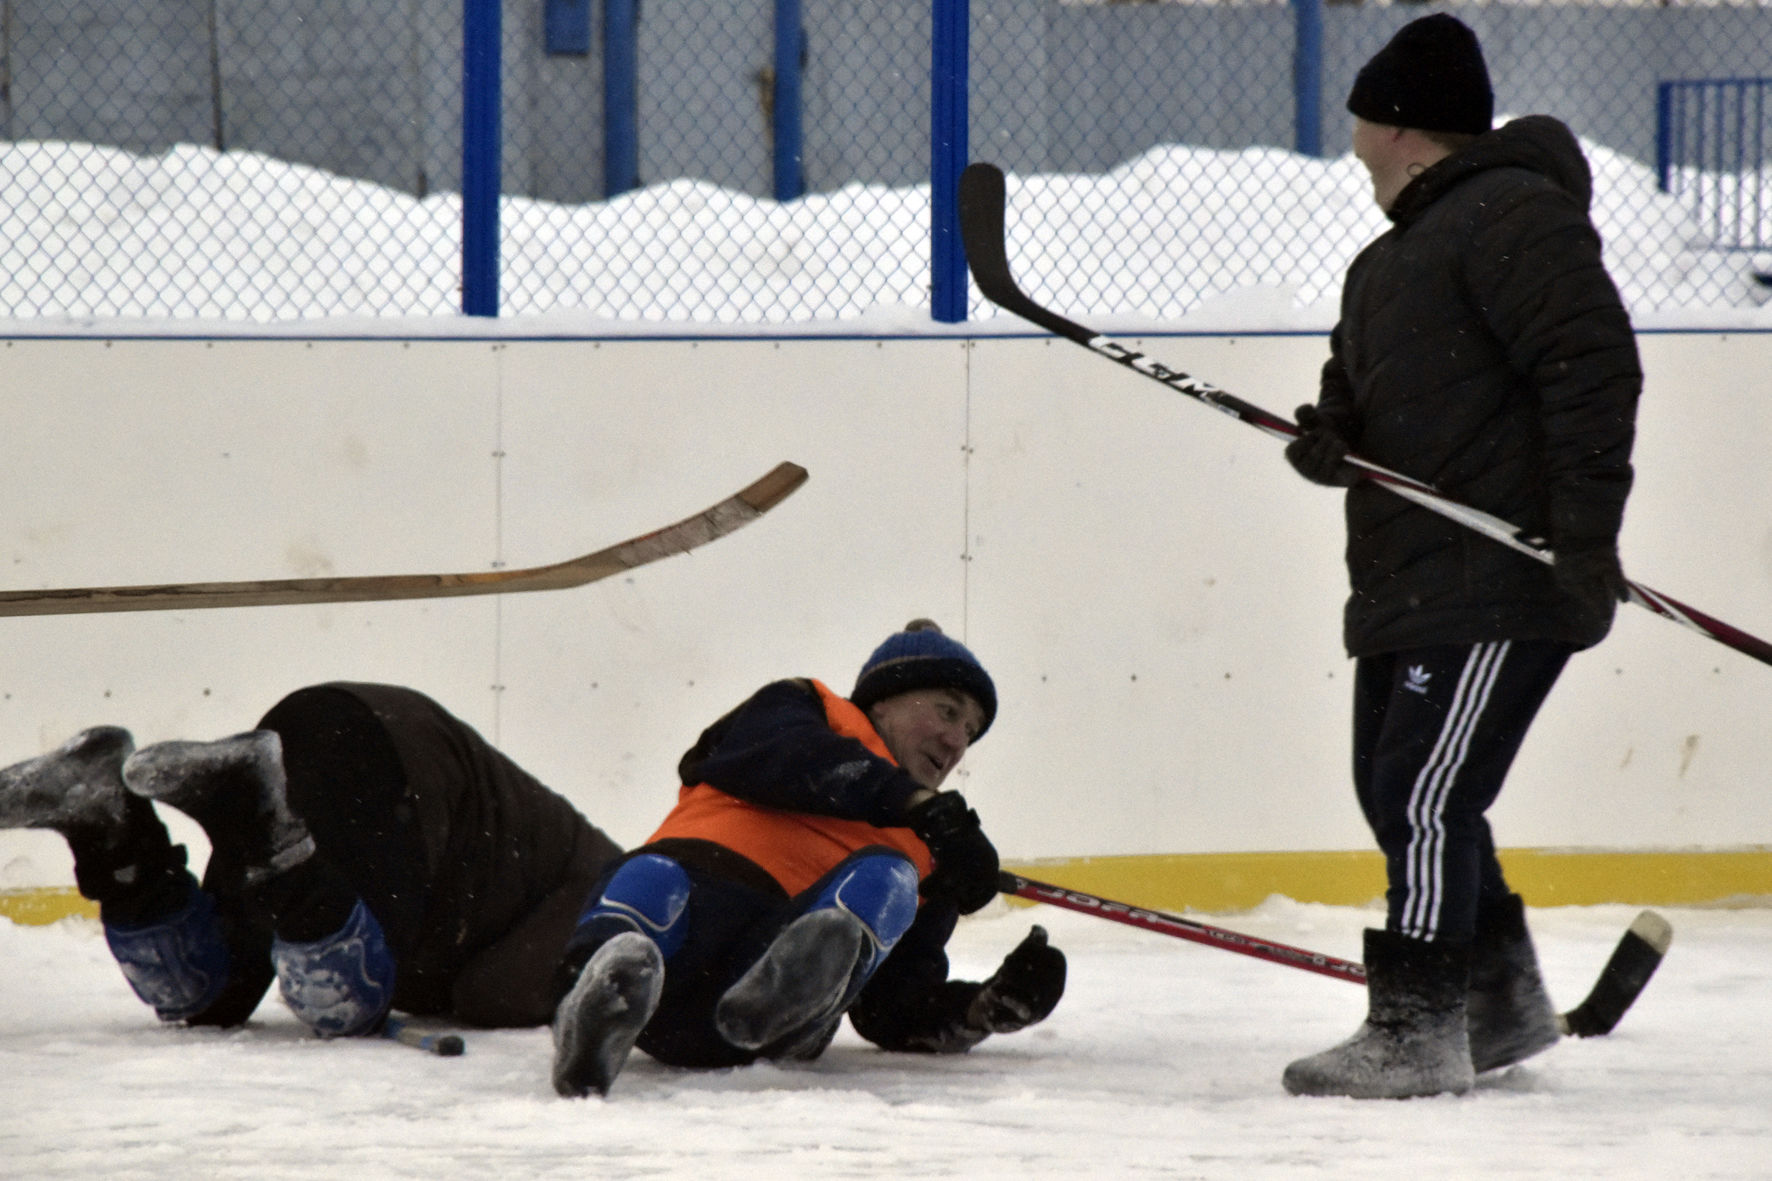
[0,461,807,617]
[957,161,1772,671]
[1000,872,1671,1038]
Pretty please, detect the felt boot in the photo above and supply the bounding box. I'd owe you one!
[1283,928,1475,1099]
[552,931,665,1098]
[1468,893,1560,1073]
[123,730,315,885]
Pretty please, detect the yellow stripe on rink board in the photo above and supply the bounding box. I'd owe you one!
[3,846,1768,927]
[0,887,98,925]
[1003,847,1772,914]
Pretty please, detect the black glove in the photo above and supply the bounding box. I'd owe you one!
[1285,403,1359,487]
[965,925,1067,1034]
[1553,537,1627,645]
[906,791,1000,915]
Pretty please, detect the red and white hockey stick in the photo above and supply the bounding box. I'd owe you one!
[959,162,1772,670]
[1000,871,1670,1037]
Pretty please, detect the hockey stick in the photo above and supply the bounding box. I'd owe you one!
[0,461,807,617]
[959,161,1772,670]
[1001,872,1670,1037]
[1557,909,1674,1037]
[1001,871,1365,983]
[381,1013,466,1057]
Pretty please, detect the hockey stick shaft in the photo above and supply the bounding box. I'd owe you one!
[382,1014,466,1056]
[1000,871,1367,983]
[0,461,807,617]
[1005,872,1669,1037]
[959,162,1772,670]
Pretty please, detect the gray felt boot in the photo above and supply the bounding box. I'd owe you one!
[1468,893,1561,1073]
[552,931,665,1098]
[714,907,871,1054]
[0,726,135,835]
[123,730,315,885]
[1283,928,1475,1099]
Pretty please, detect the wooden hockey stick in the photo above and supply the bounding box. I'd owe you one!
[0,461,807,617]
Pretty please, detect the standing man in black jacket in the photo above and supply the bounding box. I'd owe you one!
[1280,15,1641,1099]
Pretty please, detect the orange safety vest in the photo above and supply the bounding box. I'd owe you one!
[645,679,935,897]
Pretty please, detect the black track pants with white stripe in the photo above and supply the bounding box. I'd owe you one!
[1351,640,1574,944]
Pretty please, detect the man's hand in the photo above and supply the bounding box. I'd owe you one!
[906,792,999,915]
[965,925,1067,1034]
[1554,537,1628,643]
[1285,404,1359,487]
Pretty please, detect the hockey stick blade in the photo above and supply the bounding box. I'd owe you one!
[1004,872,1666,1039]
[1556,910,1673,1037]
[0,461,807,616]
[960,161,1772,671]
[382,1013,466,1057]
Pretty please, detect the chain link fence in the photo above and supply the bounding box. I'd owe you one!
[2,0,1769,325]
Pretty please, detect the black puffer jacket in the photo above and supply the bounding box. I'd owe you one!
[1318,115,1641,656]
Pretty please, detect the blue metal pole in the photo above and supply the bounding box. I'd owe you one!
[1655,82,1673,193]
[773,0,804,201]
[460,0,501,317]
[604,0,639,196]
[929,0,969,323]
[1292,0,1323,158]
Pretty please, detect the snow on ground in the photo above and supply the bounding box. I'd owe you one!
[4,898,1768,1180]
[3,131,1770,332]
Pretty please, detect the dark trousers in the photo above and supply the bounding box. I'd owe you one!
[572,841,910,1069]
[1352,640,1573,944]
[187,685,422,1026]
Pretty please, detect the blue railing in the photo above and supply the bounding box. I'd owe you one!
[1657,76,1770,252]
[452,0,1331,320]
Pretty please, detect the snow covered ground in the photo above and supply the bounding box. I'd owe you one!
[3,130,1770,331]
[4,898,1767,1180]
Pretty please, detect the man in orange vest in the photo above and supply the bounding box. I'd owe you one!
[552,619,1066,1098]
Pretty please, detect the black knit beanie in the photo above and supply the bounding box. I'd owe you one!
[851,619,997,741]
[1346,14,1493,136]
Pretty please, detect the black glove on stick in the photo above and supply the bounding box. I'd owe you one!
[1285,403,1359,487]
[1554,537,1628,645]
[907,791,1000,915]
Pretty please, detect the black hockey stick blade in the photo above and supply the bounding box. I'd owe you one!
[382,1013,466,1057]
[1556,910,1673,1038]
[959,163,1085,345]
[0,461,807,616]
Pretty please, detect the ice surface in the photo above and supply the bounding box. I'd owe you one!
[4,898,1767,1179]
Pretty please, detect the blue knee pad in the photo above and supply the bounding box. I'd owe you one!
[570,853,692,960]
[271,898,395,1038]
[812,852,919,974]
[104,885,231,1023]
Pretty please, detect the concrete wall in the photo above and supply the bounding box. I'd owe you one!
[2,329,1769,892]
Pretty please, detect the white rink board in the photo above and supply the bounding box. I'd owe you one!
[1,331,1768,887]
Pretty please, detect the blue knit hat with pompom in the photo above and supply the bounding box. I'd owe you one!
[851,619,997,741]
